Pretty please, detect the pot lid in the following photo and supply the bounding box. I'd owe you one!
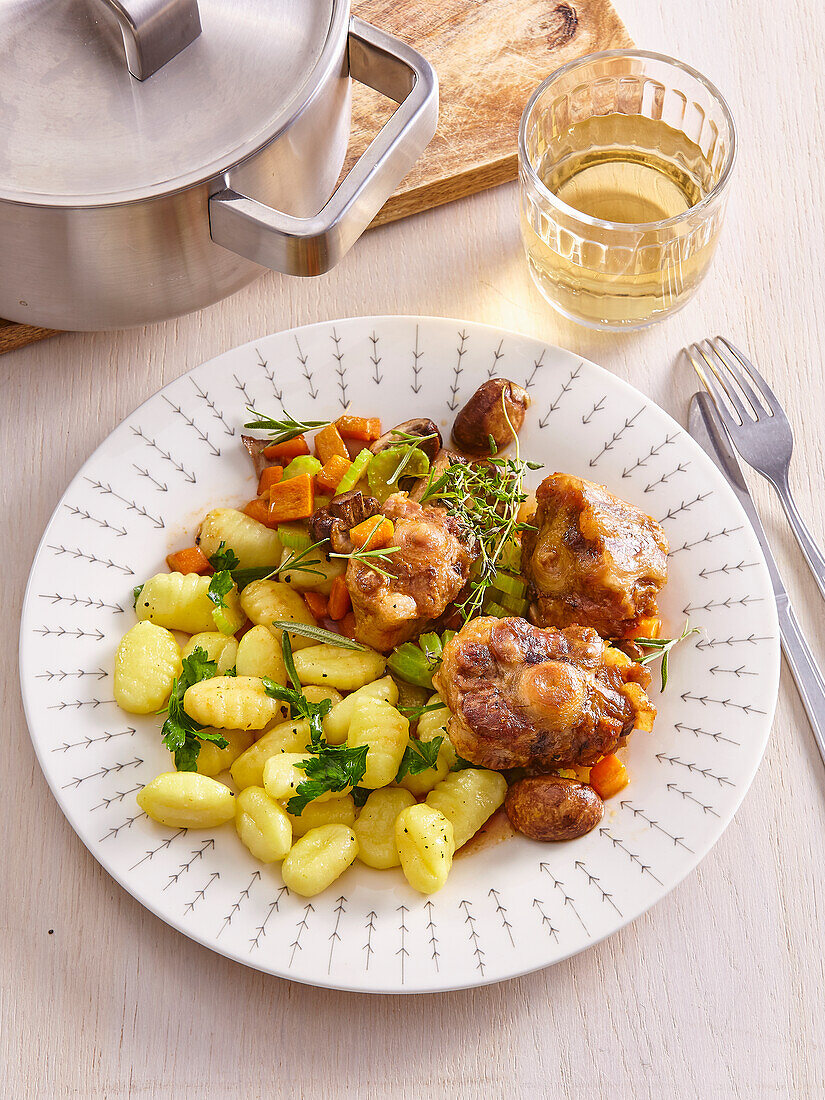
[0,0,337,205]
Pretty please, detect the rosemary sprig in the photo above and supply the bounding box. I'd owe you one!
[244,406,331,445]
[385,431,438,486]
[270,620,366,651]
[331,544,402,580]
[634,620,700,691]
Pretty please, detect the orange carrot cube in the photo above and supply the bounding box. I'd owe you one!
[589,754,629,800]
[243,497,278,529]
[303,591,329,621]
[314,423,349,464]
[267,473,315,522]
[349,515,394,550]
[257,465,284,496]
[336,415,381,441]
[263,436,309,462]
[328,575,352,621]
[165,546,212,574]
[634,617,662,640]
[315,454,352,494]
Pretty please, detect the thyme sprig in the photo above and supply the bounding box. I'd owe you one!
[420,402,540,621]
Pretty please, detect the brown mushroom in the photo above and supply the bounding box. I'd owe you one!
[308,490,381,551]
[241,435,271,478]
[370,418,442,464]
[451,378,530,456]
[504,775,603,841]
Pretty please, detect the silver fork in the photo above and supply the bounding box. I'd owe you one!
[685,336,825,602]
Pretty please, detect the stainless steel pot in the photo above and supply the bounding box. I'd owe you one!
[0,0,437,330]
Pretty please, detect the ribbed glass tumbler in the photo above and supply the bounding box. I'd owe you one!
[519,50,737,331]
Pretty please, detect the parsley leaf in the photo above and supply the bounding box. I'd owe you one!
[207,569,235,611]
[208,540,240,572]
[286,743,369,815]
[395,736,444,781]
[160,646,227,771]
[132,585,144,609]
[450,755,477,772]
[351,786,370,808]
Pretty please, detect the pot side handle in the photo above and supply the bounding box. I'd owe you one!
[208,18,438,278]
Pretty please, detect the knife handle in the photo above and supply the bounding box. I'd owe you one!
[778,600,825,767]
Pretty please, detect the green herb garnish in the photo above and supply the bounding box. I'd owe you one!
[633,620,700,691]
[398,701,447,719]
[244,407,331,445]
[132,585,144,609]
[208,541,240,572]
[270,620,366,651]
[160,646,227,771]
[395,737,444,781]
[330,544,402,580]
[286,742,369,815]
[450,755,477,772]
[207,568,235,611]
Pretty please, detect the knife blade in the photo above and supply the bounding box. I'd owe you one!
[688,391,825,767]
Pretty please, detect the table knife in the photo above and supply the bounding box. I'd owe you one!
[688,392,825,768]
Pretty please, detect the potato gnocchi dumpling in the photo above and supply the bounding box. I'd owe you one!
[230,718,311,790]
[137,772,235,829]
[347,696,409,789]
[278,548,346,595]
[293,643,386,691]
[284,794,357,839]
[191,729,254,777]
[135,572,218,634]
[354,788,416,869]
[426,769,508,849]
[323,675,398,744]
[281,824,359,898]
[198,508,282,569]
[182,631,238,673]
[240,579,318,650]
[235,625,286,682]
[395,804,455,894]
[114,621,181,714]
[183,675,288,731]
[235,787,292,862]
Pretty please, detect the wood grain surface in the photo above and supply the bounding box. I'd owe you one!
[3,1,825,1096]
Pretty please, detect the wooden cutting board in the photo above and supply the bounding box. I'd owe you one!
[0,0,630,353]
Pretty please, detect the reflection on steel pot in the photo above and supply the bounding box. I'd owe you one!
[0,0,437,330]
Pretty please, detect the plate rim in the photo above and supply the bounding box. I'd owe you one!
[18,314,782,993]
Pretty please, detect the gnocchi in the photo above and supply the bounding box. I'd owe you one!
[198,508,282,569]
[284,794,356,839]
[114,621,181,714]
[191,729,254,777]
[230,718,310,790]
[137,771,235,828]
[278,547,346,595]
[182,631,238,673]
[263,753,346,803]
[354,788,415,869]
[395,804,455,894]
[183,675,288,731]
[323,675,398,745]
[426,769,508,848]
[235,625,286,683]
[397,699,452,797]
[235,787,292,862]
[240,579,318,650]
[293,643,386,691]
[135,572,217,634]
[280,824,359,898]
[347,696,409,789]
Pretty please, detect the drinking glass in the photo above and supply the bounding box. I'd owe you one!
[518,50,737,330]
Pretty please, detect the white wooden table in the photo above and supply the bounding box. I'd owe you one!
[4,1,825,1095]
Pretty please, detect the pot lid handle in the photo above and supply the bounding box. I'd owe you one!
[100,0,202,80]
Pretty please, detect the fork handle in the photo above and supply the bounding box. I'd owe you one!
[773,472,825,602]
[778,599,825,769]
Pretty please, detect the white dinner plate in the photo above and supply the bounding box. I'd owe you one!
[19,317,780,993]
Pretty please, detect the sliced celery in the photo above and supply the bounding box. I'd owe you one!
[368,445,430,503]
[283,455,322,479]
[387,643,435,688]
[334,448,372,495]
[491,572,527,598]
[277,523,312,552]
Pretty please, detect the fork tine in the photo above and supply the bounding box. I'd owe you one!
[699,340,755,424]
[685,342,744,427]
[714,336,782,417]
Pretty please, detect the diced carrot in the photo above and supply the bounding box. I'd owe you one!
[165,546,212,574]
[263,436,310,462]
[315,454,352,494]
[349,515,394,550]
[589,754,629,800]
[338,611,357,639]
[634,616,662,640]
[328,575,352,621]
[304,591,329,621]
[314,423,349,464]
[257,465,284,496]
[267,473,315,522]
[336,415,381,441]
[242,497,278,529]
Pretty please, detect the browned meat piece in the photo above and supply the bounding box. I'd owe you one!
[308,490,381,552]
[521,473,669,638]
[346,492,477,652]
[433,616,655,770]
